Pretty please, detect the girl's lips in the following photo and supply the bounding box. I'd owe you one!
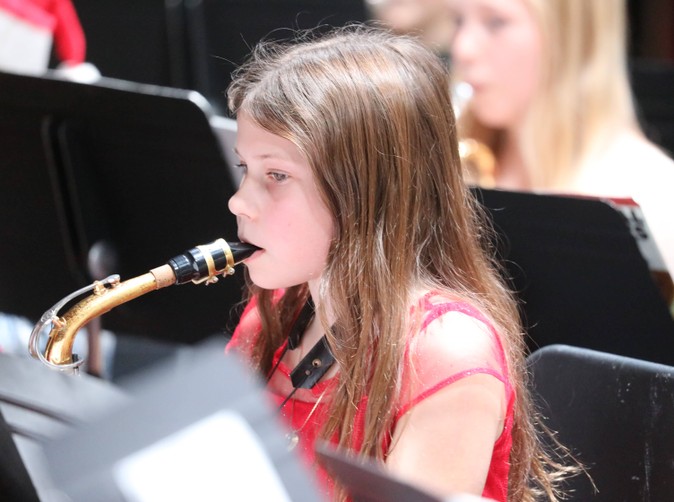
[244,248,263,261]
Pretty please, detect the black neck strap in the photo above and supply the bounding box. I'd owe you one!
[287,297,315,350]
[290,335,335,389]
[280,298,336,390]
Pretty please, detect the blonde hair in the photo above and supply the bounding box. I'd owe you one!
[229,25,570,500]
[462,0,639,188]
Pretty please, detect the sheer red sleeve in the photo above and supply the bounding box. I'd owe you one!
[396,299,512,421]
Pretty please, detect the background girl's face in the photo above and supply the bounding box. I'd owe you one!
[228,113,334,290]
[369,0,451,35]
[447,0,543,129]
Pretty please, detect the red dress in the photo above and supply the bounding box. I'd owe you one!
[227,292,514,501]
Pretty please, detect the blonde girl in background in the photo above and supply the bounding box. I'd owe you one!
[447,0,674,275]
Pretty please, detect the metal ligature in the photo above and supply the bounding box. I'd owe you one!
[29,239,259,373]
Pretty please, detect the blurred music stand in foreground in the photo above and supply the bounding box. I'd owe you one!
[0,352,128,501]
[475,188,674,365]
[315,442,490,502]
[40,338,323,502]
[0,408,39,502]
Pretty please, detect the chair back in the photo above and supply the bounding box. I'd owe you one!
[528,344,674,501]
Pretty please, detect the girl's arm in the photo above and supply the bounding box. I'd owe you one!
[386,373,506,497]
[385,312,508,498]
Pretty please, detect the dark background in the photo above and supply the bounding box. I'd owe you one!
[65,0,674,154]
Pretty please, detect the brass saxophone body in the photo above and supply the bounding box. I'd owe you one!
[459,138,496,188]
[452,82,496,188]
[29,239,259,373]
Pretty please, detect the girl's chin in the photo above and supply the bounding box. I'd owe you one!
[246,269,308,291]
[472,102,517,128]
[245,269,285,291]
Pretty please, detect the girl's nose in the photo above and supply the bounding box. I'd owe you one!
[228,180,255,219]
[450,22,481,68]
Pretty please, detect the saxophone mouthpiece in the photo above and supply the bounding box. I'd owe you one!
[228,241,261,263]
[167,238,260,285]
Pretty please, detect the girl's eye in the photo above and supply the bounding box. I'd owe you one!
[485,16,507,31]
[268,171,289,183]
[449,13,464,30]
[234,162,248,173]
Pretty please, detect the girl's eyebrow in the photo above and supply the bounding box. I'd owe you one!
[234,147,293,162]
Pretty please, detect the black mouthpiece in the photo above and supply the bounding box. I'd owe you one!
[167,239,260,285]
[228,241,261,263]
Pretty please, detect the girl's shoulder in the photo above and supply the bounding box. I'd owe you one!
[397,291,511,418]
[408,291,507,380]
[576,130,674,196]
[414,291,496,331]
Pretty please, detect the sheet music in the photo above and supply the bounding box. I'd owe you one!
[114,410,292,502]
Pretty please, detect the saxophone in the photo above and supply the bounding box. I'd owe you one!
[452,82,496,188]
[459,138,496,188]
[29,239,259,373]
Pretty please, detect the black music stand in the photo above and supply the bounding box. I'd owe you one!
[316,442,443,502]
[315,442,491,502]
[0,70,244,347]
[630,59,674,156]
[528,344,674,500]
[178,0,368,114]
[40,338,323,501]
[474,188,674,365]
[0,408,39,502]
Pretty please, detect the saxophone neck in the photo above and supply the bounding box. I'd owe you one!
[28,239,259,373]
[32,268,172,372]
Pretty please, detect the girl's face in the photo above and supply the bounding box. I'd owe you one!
[228,113,334,290]
[447,0,543,129]
[370,0,451,36]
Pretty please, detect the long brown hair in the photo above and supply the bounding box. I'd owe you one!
[228,25,570,500]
